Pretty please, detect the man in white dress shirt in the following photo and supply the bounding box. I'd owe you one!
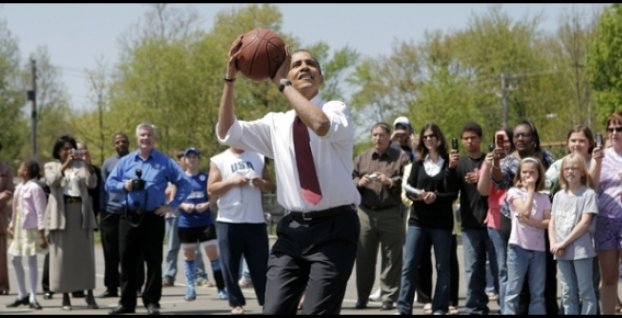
[216,41,361,315]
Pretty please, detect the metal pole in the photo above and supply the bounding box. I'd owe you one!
[30,59,37,161]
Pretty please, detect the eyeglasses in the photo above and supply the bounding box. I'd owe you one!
[422,134,436,140]
[607,126,622,133]
[514,133,532,139]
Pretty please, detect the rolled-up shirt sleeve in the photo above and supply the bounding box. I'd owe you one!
[321,100,354,145]
[216,115,274,158]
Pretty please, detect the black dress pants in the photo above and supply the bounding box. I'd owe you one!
[118,212,164,309]
[263,207,359,315]
[101,212,145,293]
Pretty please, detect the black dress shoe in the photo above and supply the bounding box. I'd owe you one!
[29,301,43,310]
[43,292,54,300]
[85,297,99,310]
[381,300,395,310]
[98,290,118,298]
[146,303,160,315]
[6,296,29,308]
[87,302,99,310]
[354,299,367,309]
[108,305,135,315]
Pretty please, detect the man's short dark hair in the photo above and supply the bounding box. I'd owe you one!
[112,132,129,144]
[461,121,482,138]
[291,49,322,76]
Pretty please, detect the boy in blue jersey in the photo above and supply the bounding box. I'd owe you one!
[178,147,227,301]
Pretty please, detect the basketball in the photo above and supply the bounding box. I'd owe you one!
[235,28,286,81]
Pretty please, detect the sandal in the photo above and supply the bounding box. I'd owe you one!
[448,306,459,315]
[423,303,432,315]
[231,306,244,315]
[616,305,622,313]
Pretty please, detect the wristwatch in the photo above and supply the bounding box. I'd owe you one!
[278,79,292,93]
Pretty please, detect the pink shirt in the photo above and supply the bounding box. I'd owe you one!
[484,186,507,230]
[507,187,551,251]
[11,180,47,230]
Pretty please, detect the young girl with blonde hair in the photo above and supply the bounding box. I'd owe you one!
[503,157,551,314]
[549,153,598,314]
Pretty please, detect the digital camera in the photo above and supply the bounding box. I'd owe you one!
[72,149,86,160]
[131,169,146,191]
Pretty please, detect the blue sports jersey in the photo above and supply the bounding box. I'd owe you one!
[178,171,212,228]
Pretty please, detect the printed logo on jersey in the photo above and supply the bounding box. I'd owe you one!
[230,161,255,174]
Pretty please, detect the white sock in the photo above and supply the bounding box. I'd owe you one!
[27,255,38,302]
[10,255,27,298]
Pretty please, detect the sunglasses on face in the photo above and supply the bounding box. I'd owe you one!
[607,126,622,133]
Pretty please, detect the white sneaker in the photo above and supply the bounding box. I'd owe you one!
[218,289,229,300]
[368,288,381,302]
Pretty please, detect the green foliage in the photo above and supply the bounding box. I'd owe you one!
[0,19,28,166]
[349,4,599,153]
[3,4,607,169]
[78,3,359,170]
[588,4,622,126]
[28,47,74,163]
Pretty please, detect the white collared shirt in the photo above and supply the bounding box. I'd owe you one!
[423,154,445,177]
[63,167,82,197]
[216,95,361,212]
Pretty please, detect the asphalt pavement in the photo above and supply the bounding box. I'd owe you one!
[0,235,539,315]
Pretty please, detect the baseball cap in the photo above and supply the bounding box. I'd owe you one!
[183,147,200,157]
[393,116,411,130]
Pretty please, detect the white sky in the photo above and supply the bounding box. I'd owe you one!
[0,3,607,110]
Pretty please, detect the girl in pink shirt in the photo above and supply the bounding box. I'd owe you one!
[6,161,48,309]
[503,157,551,314]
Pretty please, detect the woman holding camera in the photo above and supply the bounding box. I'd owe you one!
[397,123,458,315]
[44,134,98,310]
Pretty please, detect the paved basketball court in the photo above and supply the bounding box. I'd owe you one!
[0,235,505,315]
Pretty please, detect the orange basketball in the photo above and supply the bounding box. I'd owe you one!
[235,28,286,81]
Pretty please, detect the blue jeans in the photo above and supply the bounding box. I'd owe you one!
[485,259,497,295]
[505,245,546,315]
[397,225,452,315]
[462,228,494,315]
[558,258,597,314]
[487,227,508,314]
[162,216,206,281]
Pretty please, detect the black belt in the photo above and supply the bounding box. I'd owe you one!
[126,209,155,215]
[289,205,354,221]
[361,204,398,211]
[64,195,82,204]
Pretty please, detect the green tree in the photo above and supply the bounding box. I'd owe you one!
[556,9,596,127]
[588,4,622,125]
[349,5,588,151]
[0,18,28,165]
[27,47,73,162]
[90,3,359,169]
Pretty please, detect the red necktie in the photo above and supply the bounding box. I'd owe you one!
[293,116,322,205]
